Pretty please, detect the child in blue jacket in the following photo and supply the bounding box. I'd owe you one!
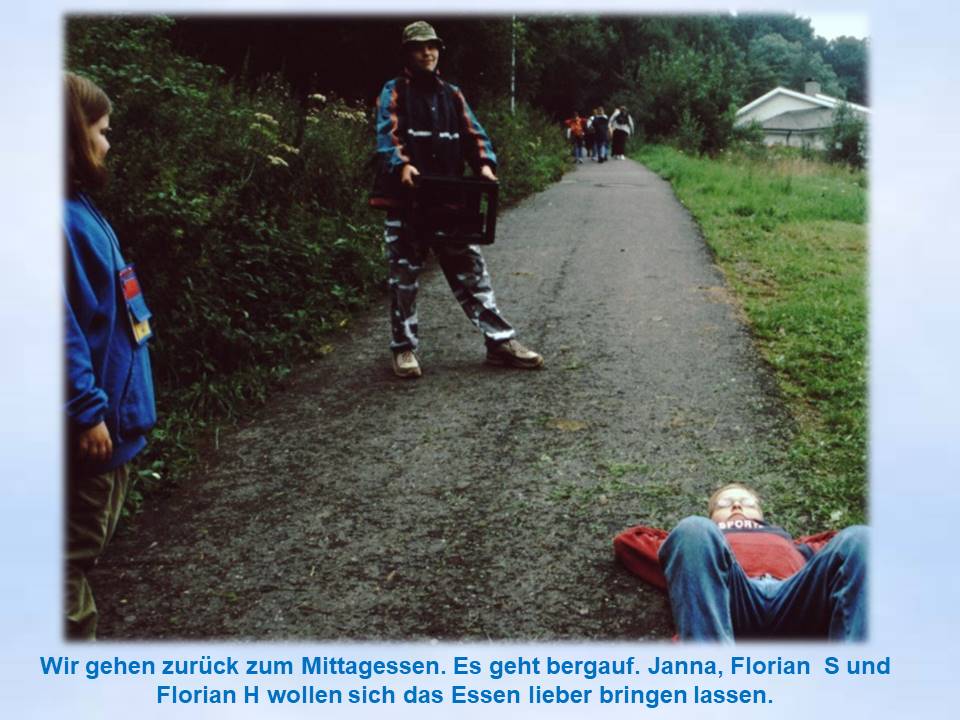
[64,72,157,639]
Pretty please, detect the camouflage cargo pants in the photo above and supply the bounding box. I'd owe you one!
[66,463,130,640]
[384,213,516,352]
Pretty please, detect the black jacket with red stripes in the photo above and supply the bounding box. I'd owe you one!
[370,67,497,209]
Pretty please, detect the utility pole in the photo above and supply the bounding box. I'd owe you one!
[510,15,516,114]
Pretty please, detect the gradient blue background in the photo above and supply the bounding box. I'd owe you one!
[2,1,957,716]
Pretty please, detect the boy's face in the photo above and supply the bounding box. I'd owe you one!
[406,41,440,73]
[710,487,763,523]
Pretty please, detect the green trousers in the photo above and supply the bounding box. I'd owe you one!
[65,464,130,640]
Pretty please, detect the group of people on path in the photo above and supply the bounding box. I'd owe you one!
[565,106,635,163]
[64,20,866,643]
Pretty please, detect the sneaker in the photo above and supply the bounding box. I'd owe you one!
[392,350,422,378]
[485,339,544,369]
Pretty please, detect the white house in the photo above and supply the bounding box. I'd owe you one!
[735,81,869,150]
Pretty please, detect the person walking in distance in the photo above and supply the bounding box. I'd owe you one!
[609,106,635,159]
[589,106,610,163]
[584,110,596,160]
[564,110,587,163]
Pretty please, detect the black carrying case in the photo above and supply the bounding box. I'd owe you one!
[407,175,499,245]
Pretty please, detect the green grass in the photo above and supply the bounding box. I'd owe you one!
[635,145,867,528]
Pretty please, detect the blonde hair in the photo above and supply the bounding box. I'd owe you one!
[707,482,761,516]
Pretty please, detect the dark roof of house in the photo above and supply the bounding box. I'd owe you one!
[761,107,835,132]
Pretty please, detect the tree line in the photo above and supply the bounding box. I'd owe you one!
[170,13,867,153]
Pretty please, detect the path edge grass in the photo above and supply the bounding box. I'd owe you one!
[633,144,867,530]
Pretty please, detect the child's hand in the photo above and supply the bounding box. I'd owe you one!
[78,421,113,462]
[480,165,497,182]
[401,164,420,187]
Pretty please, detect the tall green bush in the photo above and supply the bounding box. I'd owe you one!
[482,99,568,205]
[68,17,385,477]
[825,103,867,169]
[623,46,743,154]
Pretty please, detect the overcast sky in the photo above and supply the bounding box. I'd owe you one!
[802,12,869,40]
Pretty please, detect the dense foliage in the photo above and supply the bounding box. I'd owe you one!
[66,17,567,482]
[826,103,868,169]
[519,14,868,154]
[172,14,867,155]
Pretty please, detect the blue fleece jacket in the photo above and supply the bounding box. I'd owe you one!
[65,192,156,474]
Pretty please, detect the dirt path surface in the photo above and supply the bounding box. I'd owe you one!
[93,159,792,640]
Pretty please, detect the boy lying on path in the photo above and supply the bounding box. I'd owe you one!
[614,483,867,642]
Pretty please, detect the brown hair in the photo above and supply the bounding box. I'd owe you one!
[65,72,112,192]
[707,482,762,516]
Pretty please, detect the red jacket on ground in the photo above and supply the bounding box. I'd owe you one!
[613,520,837,590]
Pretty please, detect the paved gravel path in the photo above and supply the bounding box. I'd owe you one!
[93,158,792,640]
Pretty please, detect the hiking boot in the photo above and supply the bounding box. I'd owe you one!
[392,350,422,378]
[485,339,544,369]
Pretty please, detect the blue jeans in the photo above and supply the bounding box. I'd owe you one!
[659,517,867,642]
[572,138,584,160]
[595,138,608,161]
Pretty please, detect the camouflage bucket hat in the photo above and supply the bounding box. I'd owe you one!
[402,21,445,49]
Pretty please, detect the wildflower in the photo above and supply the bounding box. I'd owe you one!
[253,112,279,126]
[333,108,368,124]
[309,93,328,103]
[266,155,289,168]
[250,122,275,137]
[277,143,300,156]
